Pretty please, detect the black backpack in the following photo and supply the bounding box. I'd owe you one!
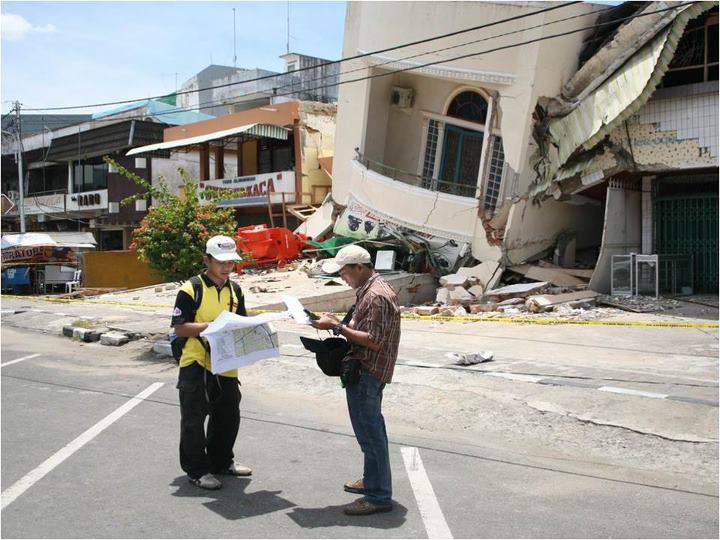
[170,276,243,363]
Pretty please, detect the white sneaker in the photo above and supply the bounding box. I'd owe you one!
[189,473,222,490]
[215,462,252,476]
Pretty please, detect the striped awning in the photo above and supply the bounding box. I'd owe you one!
[126,123,290,156]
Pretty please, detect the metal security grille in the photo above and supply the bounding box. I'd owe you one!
[422,120,439,179]
[484,136,505,210]
[655,192,718,293]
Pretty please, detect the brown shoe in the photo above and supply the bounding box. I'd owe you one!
[343,478,364,494]
[343,499,393,516]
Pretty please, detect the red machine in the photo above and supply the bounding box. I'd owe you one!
[234,225,309,269]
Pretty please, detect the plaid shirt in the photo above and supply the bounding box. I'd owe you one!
[349,273,401,383]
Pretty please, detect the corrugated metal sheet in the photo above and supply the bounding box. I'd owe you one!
[534,1,713,195]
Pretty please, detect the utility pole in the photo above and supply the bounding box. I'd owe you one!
[233,8,237,68]
[14,100,26,233]
[286,0,290,55]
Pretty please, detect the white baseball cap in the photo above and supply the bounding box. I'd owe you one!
[322,244,371,274]
[206,235,241,262]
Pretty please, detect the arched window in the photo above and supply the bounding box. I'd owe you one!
[437,91,487,194]
[446,91,488,124]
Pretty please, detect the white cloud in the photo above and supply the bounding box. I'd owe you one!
[1,13,56,41]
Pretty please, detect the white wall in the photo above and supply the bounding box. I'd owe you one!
[503,197,605,265]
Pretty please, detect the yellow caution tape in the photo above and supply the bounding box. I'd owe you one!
[4,295,717,329]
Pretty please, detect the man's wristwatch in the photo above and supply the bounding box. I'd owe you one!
[331,323,344,336]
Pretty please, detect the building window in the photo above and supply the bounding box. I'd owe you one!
[661,7,718,88]
[484,136,505,210]
[436,91,488,196]
[287,61,297,72]
[439,125,483,196]
[73,158,108,193]
[422,119,439,179]
[446,91,488,125]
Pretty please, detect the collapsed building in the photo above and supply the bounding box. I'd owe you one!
[329,1,718,296]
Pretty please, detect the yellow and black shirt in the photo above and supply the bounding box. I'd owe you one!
[171,272,246,378]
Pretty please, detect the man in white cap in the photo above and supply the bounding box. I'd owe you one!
[311,245,401,515]
[171,235,252,490]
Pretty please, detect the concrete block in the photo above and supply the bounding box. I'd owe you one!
[470,303,499,314]
[153,340,173,357]
[100,331,130,346]
[457,261,502,290]
[439,274,469,288]
[73,327,102,342]
[498,297,524,306]
[450,306,468,317]
[467,284,485,297]
[435,287,450,305]
[414,306,439,316]
[62,325,75,338]
[448,287,473,305]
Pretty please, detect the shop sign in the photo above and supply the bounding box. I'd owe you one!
[23,193,66,215]
[66,189,108,211]
[197,171,295,207]
[1,245,77,264]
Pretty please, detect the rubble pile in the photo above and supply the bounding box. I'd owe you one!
[597,295,681,313]
[404,259,611,319]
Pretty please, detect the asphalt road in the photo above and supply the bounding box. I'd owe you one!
[1,326,718,538]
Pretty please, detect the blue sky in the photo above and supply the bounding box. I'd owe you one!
[1,1,346,114]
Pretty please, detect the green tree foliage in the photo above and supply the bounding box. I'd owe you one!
[103,157,238,282]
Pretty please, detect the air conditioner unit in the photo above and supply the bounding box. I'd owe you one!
[108,163,118,173]
[391,87,414,109]
[135,199,147,212]
[89,219,97,228]
[135,158,147,169]
[108,202,120,213]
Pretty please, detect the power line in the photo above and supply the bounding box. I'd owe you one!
[15,1,692,137]
[23,1,581,112]
[65,1,691,130]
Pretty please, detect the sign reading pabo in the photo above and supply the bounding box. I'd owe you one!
[65,189,108,211]
[197,171,295,207]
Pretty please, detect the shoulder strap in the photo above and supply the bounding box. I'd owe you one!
[189,275,204,311]
[341,305,355,325]
[229,280,243,313]
[188,275,210,353]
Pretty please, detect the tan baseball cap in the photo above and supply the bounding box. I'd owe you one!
[322,245,371,274]
[206,235,241,262]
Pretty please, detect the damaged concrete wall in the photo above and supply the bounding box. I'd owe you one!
[588,182,642,293]
[298,102,336,204]
[503,197,604,265]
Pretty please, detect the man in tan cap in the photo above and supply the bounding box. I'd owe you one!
[312,245,401,515]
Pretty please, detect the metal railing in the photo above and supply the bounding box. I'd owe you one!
[354,152,478,199]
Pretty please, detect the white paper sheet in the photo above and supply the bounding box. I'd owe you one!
[200,310,290,374]
[282,295,313,325]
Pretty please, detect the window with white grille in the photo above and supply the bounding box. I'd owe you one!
[484,136,505,209]
[422,119,439,179]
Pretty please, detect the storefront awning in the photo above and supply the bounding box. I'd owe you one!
[126,123,290,156]
[1,232,97,249]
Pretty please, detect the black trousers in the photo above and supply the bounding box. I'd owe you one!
[177,362,241,479]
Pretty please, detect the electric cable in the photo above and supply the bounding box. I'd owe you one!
[44,1,690,131]
[22,1,583,111]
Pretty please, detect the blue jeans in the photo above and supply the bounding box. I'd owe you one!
[346,371,392,505]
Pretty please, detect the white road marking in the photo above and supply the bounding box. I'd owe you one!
[598,386,669,399]
[401,446,453,539]
[1,382,164,511]
[486,372,543,383]
[1,353,41,368]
